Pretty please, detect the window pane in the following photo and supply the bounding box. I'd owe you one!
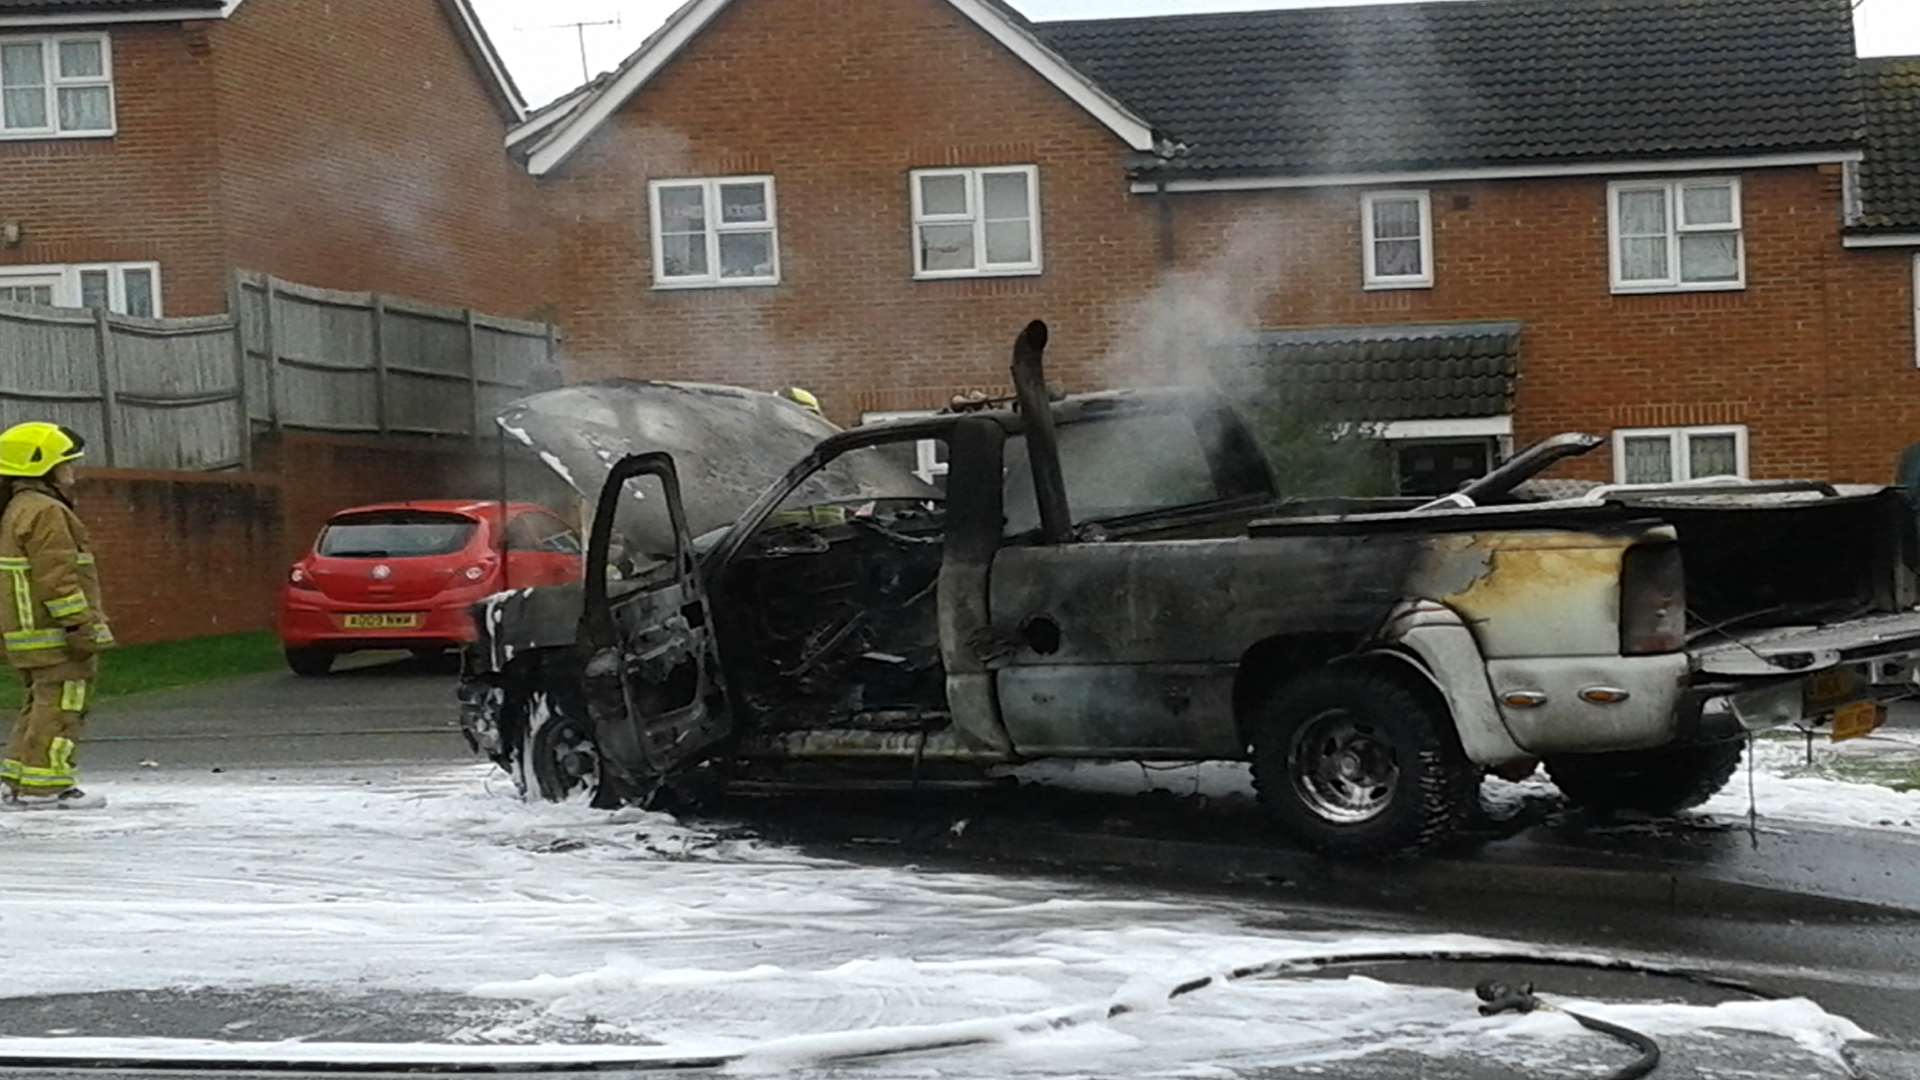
[1681,184,1734,227]
[656,185,706,232]
[56,39,103,78]
[1688,434,1739,478]
[122,269,154,317]
[1371,198,1421,240]
[718,182,767,224]
[718,231,773,279]
[1,43,44,87]
[2,87,44,129]
[918,174,967,216]
[981,171,1030,220]
[1679,232,1739,283]
[983,220,1032,265]
[79,269,109,309]
[1618,189,1666,235]
[1622,435,1675,484]
[919,223,975,272]
[57,85,109,131]
[0,284,53,305]
[1621,236,1669,281]
[659,233,708,278]
[1374,238,1423,278]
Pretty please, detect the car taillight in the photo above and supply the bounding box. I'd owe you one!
[289,565,319,591]
[1620,543,1686,655]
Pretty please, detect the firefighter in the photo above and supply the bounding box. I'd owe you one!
[0,421,113,810]
[782,387,823,416]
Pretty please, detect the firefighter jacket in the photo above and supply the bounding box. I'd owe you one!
[0,480,114,671]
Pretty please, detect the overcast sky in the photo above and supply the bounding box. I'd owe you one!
[472,0,1920,111]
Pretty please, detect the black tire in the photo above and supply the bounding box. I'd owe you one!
[1545,741,1744,815]
[1249,666,1477,858]
[285,647,334,677]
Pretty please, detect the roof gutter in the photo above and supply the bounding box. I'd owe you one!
[0,2,236,26]
[1842,232,1920,249]
[1128,149,1865,194]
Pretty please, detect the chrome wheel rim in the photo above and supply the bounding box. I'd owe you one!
[1288,708,1399,824]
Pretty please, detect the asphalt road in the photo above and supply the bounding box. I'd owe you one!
[16,657,1919,1079]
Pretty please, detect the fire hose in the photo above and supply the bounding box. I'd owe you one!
[0,948,1852,1078]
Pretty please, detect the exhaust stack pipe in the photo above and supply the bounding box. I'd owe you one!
[1010,320,1072,544]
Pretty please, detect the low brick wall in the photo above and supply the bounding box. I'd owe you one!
[70,431,569,646]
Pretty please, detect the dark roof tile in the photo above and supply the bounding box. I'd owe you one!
[1032,0,1861,178]
[1856,56,1920,232]
[1236,321,1521,421]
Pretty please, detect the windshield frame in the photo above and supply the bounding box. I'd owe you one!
[703,414,960,575]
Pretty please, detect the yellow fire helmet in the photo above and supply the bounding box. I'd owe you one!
[783,387,823,415]
[0,421,87,478]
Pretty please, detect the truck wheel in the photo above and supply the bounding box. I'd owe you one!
[1545,741,1743,815]
[1250,667,1476,857]
[519,696,600,804]
[285,648,334,677]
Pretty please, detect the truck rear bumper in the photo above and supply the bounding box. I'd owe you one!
[1484,654,1693,756]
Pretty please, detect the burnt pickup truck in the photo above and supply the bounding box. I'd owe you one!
[460,322,1920,856]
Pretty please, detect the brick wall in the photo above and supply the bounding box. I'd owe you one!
[77,467,285,644]
[541,0,1163,425]
[1824,246,1920,484]
[208,0,557,319]
[0,23,229,315]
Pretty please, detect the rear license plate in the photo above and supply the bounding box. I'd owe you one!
[342,613,423,630]
[1831,700,1886,742]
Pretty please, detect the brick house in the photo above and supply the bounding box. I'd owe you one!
[505,0,1920,492]
[0,0,554,321]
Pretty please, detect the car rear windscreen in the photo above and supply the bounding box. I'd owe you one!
[319,511,477,558]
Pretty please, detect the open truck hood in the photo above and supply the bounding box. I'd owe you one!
[497,379,933,554]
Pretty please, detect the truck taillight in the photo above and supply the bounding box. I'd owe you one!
[1620,543,1686,655]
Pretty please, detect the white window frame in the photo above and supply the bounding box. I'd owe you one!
[1608,177,1745,293]
[860,410,948,485]
[1360,189,1433,289]
[0,261,161,315]
[646,175,780,290]
[1611,425,1749,485]
[0,32,115,140]
[910,165,1042,280]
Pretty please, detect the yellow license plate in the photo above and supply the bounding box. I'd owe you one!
[342,613,423,630]
[1806,669,1859,708]
[1831,700,1886,742]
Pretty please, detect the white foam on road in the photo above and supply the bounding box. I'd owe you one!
[0,766,1874,1076]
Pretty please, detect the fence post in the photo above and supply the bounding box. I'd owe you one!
[227,272,253,471]
[371,294,389,434]
[90,307,119,468]
[465,307,481,444]
[262,275,281,429]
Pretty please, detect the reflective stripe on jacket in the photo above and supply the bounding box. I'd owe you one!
[0,482,112,670]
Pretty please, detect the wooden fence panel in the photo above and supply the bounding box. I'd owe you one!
[0,275,553,471]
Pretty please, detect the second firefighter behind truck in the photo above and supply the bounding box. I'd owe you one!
[0,421,114,810]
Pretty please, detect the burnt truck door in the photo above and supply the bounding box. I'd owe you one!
[579,451,728,793]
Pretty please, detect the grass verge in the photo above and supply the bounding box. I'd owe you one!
[0,632,283,711]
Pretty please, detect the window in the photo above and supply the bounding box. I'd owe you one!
[0,263,160,316]
[860,411,949,488]
[911,165,1041,278]
[0,33,112,138]
[1609,178,1744,292]
[1394,439,1492,496]
[648,176,778,288]
[506,511,581,554]
[1003,409,1265,536]
[1612,426,1749,485]
[1361,190,1432,289]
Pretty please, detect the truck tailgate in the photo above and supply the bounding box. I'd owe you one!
[1691,610,1920,676]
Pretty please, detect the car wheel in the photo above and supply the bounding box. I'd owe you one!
[517,693,603,804]
[1250,666,1476,857]
[1545,741,1744,815]
[285,647,335,677]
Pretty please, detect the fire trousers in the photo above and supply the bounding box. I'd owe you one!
[2,660,92,797]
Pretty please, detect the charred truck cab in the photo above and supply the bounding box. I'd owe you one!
[461,322,1920,857]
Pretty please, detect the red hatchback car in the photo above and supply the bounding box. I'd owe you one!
[278,500,583,676]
